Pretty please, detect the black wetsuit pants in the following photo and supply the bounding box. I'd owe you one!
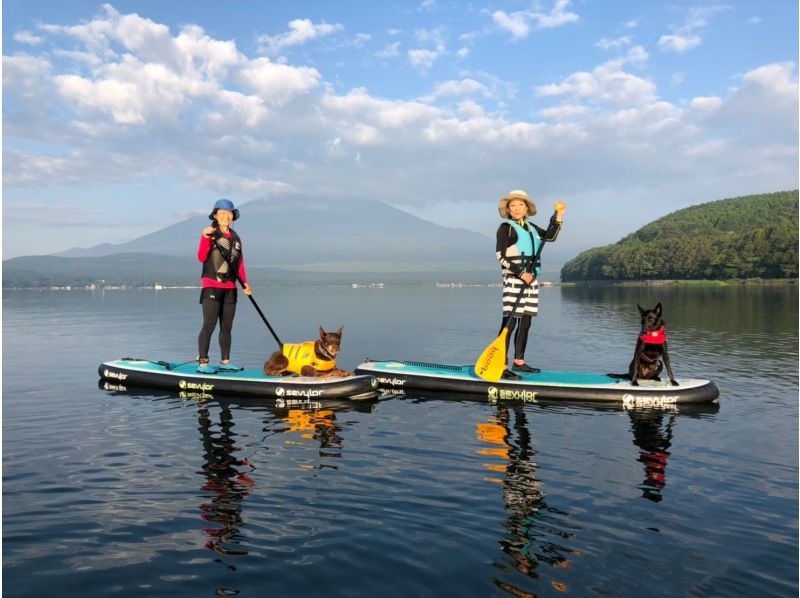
[501,315,532,361]
[198,288,237,362]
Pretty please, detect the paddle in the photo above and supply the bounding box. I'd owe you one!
[474,202,565,382]
[210,223,283,347]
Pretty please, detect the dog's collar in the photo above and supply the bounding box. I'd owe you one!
[317,344,335,361]
[639,325,666,345]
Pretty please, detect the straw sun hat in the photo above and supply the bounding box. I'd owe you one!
[498,189,537,219]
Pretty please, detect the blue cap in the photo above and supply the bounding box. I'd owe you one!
[209,198,239,221]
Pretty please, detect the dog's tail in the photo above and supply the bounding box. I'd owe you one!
[606,372,631,380]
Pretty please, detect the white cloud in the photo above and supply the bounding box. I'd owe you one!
[376,41,401,58]
[14,31,44,45]
[239,57,321,105]
[408,46,445,72]
[626,45,649,65]
[658,34,701,54]
[492,0,579,39]
[596,36,631,51]
[658,5,730,54]
[457,47,469,59]
[536,0,580,29]
[538,104,588,120]
[351,33,372,48]
[415,27,447,46]
[3,53,51,87]
[321,87,441,130]
[256,18,343,56]
[536,59,657,106]
[492,11,531,40]
[689,96,723,110]
[433,78,488,98]
[53,49,104,65]
[456,100,485,118]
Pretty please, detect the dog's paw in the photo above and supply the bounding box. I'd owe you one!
[670,379,679,386]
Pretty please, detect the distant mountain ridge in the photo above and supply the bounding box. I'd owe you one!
[57,198,491,268]
[561,190,799,281]
[5,198,500,287]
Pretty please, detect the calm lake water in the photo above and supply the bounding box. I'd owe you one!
[3,284,798,597]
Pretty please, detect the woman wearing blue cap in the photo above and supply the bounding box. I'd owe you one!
[196,199,252,374]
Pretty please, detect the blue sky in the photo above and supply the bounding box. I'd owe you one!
[3,1,798,264]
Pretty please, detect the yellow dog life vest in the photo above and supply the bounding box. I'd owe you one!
[282,341,335,375]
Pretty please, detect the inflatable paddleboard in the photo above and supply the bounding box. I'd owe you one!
[99,358,379,402]
[354,359,719,406]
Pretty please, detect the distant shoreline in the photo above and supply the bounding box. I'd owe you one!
[559,278,798,287]
[5,278,797,291]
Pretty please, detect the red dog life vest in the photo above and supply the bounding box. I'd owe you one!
[639,326,667,345]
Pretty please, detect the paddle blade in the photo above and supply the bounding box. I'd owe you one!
[474,328,508,382]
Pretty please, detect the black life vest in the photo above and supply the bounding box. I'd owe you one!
[202,228,242,283]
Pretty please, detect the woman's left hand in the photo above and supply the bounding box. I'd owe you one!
[242,283,253,296]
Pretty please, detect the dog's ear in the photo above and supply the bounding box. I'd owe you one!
[654,303,662,316]
[637,304,646,315]
[336,325,344,337]
[319,326,327,338]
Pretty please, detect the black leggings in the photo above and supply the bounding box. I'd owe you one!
[198,288,237,362]
[500,315,532,361]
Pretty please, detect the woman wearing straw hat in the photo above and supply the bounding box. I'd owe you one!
[196,199,253,374]
[496,190,563,380]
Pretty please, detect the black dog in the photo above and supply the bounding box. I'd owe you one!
[611,303,679,386]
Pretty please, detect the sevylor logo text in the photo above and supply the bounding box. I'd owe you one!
[275,387,323,398]
[103,382,128,392]
[104,369,128,381]
[276,398,323,409]
[178,379,215,392]
[621,394,679,408]
[377,377,405,386]
[488,386,537,403]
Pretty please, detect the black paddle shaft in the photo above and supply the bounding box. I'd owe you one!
[502,209,559,325]
[210,223,283,347]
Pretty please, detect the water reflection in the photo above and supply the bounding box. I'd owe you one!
[197,403,255,560]
[473,399,721,596]
[626,403,719,502]
[629,410,674,502]
[476,403,577,596]
[278,408,344,467]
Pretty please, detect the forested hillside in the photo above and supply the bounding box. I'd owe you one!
[561,190,798,281]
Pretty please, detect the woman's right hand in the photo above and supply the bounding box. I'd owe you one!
[202,226,215,238]
[521,272,535,285]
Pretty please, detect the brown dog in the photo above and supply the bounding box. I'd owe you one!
[263,326,351,377]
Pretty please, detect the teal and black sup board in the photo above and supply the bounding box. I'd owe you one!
[354,360,719,406]
[99,359,379,401]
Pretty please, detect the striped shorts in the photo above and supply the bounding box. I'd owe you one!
[502,276,539,317]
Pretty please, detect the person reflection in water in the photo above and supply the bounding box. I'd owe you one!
[628,410,675,502]
[197,404,255,559]
[476,404,577,596]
